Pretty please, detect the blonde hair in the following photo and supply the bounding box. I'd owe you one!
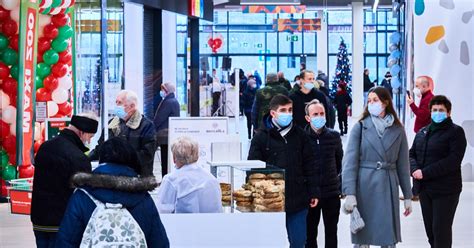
[171,136,199,166]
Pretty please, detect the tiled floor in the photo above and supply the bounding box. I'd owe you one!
[1,116,473,247]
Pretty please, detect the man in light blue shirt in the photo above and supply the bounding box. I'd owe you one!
[157,136,222,213]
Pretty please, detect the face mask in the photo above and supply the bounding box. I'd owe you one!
[304,82,315,90]
[276,112,292,127]
[368,102,384,116]
[114,105,127,119]
[413,88,422,97]
[311,116,326,129]
[160,90,166,98]
[431,111,447,123]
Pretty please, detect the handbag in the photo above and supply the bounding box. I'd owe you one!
[350,207,365,234]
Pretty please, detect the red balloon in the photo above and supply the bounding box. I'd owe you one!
[36,88,52,102]
[0,120,10,139]
[2,135,16,154]
[43,24,59,39]
[8,151,16,165]
[51,14,69,27]
[2,19,18,37]
[0,7,10,22]
[0,77,17,95]
[7,92,16,106]
[9,35,18,51]
[0,62,10,79]
[37,52,44,63]
[51,63,68,78]
[58,50,72,64]
[43,76,59,91]
[0,179,7,197]
[58,102,72,116]
[19,164,35,178]
[37,37,51,53]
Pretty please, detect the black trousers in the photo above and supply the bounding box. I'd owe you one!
[306,196,341,248]
[212,92,221,115]
[160,144,168,177]
[337,110,348,134]
[419,191,460,248]
[244,111,252,139]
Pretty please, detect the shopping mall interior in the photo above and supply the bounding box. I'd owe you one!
[0,0,473,247]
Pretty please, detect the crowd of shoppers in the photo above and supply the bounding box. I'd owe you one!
[29,71,467,248]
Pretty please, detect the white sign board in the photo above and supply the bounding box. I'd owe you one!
[168,117,229,172]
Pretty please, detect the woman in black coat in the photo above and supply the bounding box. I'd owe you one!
[154,83,180,177]
[334,84,352,135]
[409,95,467,248]
[243,79,257,139]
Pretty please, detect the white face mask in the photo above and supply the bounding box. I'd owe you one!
[413,88,422,97]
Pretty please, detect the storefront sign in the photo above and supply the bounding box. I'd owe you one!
[16,0,39,168]
[45,118,71,140]
[242,5,305,14]
[9,190,32,215]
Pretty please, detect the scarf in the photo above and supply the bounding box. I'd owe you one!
[371,114,394,138]
[272,119,293,137]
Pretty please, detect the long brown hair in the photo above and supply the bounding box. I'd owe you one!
[360,86,403,126]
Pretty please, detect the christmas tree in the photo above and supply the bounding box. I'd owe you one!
[330,38,352,98]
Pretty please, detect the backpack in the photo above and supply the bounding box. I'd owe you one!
[78,188,148,248]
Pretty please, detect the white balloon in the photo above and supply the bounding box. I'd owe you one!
[34,122,41,141]
[9,6,20,23]
[40,0,52,9]
[0,90,11,109]
[60,0,71,9]
[50,7,61,15]
[52,89,68,104]
[1,0,20,11]
[58,75,72,90]
[47,101,58,117]
[2,105,16,124]
[9,121,16,136]
[38,14,52,30]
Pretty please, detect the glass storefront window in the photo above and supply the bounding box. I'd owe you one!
[303,32,316,54]
[228,32,266,54]
[278,56,300,80]
[278,32,302,54]
[328,11,352,25]
[364,32,377,53]
[377,32,386,53]
[229,12,266,25]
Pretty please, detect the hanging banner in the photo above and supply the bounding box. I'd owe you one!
[273,18,321,32]
[16,0,39,169]
[189,0,204,18]
[242,5,306,14]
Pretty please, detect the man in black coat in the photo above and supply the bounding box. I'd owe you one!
[290,70,329,128]
[90,90,156,177]
[409,95,467,248]
[31,114,98,248]
[303,100,343,248]
[248,94,320,248]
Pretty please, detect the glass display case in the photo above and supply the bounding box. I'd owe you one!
[209,161,285,213]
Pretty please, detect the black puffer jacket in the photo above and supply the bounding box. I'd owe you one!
[248,116,320,213]
[289,88,329,128]
[409,118,467,195]
[305,126,343,198]
[31,129,92,232]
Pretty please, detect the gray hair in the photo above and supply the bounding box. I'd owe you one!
[266,73,278,84]
[162,82,176,93]
[118,90,138,105]
[171,136,199,166]
[305,99,323,115]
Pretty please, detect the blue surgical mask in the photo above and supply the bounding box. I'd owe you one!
[160,90,166,98]
[304,82,315,90]
[114,105,127,119]
[311,116,326,129]
[368,102,384,116]
[431,111,447,123]
[276,113,293,127]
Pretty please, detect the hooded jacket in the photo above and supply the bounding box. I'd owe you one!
[31,129,91,233]
[55,163,169,248]
[251,81,289,130]
[248,115,320,213]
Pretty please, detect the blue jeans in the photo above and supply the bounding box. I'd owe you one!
[286,209,309,248]
[34,231,57,248]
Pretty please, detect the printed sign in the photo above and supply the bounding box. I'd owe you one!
[45,118,71,140]
[9,190,32,215]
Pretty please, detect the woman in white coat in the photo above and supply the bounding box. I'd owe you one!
[342,87,413,248]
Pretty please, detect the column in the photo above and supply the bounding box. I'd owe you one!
[351,2,365,117]
[189,18,200,116]
[317,10,328,75]
[162,10,177,86]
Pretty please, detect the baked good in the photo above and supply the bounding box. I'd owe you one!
[234,197,253,202]
[273,179,285,186]
[249,179,265,186]
[233,189,252,198]
[236,206,253,212]
[254,195,283,205]
[222,200,231,206]
[236,201,253,207]
[220,183,231,192]
[249,173,266,180]
[221,190,231,196]
[222,195,231,202]
[258,192,280,199]
[266,173,284,179]
[264,185,281,194]
[267,201,284,209]
[254,180,273,189]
